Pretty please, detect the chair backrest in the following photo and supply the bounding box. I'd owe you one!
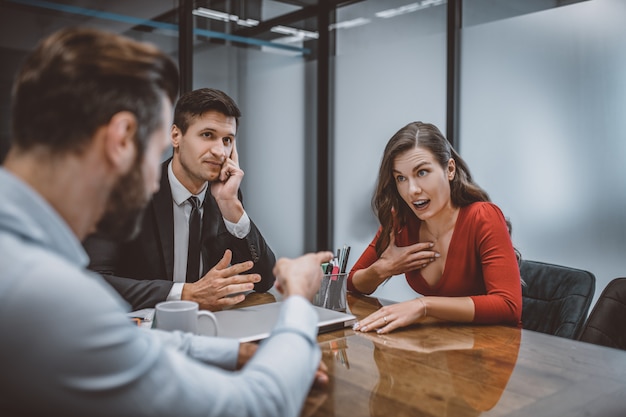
[578,277,626,350]
[520,260,595,339]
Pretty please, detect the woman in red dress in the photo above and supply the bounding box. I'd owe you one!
[350,122,522,334]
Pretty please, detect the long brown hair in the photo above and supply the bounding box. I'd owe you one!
[373,122,490,257]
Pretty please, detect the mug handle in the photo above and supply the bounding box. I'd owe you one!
[196,310,219,337]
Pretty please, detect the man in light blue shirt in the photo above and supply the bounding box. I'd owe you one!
[0,27,331,417]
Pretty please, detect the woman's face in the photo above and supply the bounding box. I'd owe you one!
[392,146,455,221]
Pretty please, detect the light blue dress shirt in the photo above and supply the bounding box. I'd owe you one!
[0,168,320,417]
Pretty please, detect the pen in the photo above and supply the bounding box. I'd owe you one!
[340,245,350,273]
[331,257,339,280]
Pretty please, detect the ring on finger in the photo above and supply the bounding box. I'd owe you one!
[383,316,388,324]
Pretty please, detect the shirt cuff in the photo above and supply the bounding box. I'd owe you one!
[166,282,184,301]
[223,211,251,239]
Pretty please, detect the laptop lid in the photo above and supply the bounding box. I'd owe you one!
[211,302,356,343]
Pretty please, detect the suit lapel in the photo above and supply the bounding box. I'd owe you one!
[153,161,175,280]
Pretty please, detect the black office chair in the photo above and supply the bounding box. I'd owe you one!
[520,260,595,339]
[578,277,626,350]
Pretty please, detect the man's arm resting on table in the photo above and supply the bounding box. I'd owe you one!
[103,274,172,310]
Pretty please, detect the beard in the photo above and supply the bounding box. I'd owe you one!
[95,159,150,242]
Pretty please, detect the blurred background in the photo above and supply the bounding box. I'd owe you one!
[1,0,624,308]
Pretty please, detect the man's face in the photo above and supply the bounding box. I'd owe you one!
[171,110,236,190]
[96,97,173,241]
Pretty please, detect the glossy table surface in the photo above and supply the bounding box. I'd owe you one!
[287,293,626,417]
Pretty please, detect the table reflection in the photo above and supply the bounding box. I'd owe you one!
[364,324,520,416]
[307,294,521,417]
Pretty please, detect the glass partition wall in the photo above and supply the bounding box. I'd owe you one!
[332,0,448,301]
[1,0,623,306]
[190,0,320,258]
[460,0,626,307]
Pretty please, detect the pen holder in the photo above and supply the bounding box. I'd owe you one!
[313,273,347,312]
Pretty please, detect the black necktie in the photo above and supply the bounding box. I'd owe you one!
[186,196,202,282]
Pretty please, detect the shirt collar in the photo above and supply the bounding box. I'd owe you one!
[168,160,208,206]
[0,168,89,268]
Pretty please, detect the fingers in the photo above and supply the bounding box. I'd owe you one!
[312,360,329,389]
[198,293,245,311]
[273,251,335,299]
[197,270,260,294]
[221,277,259,296]
[221,261,256,277]
[272,251,334,279]
[215,249,233,270]
[230,141,239,164]
[219,155,243,183]
[236,342,258,370]
[210,250,254,276]
[403,243,440,270]
[352,310,400,334]
[410,255,439,270]
[313,251,335,265]
[219,161,232,182]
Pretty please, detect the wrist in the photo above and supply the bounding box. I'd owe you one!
[371,261,391,282]
[217,198,244,223]
[180,283,195,301]
[418,297,428,317]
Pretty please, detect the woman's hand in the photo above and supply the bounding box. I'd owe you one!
[353,297,428,334]
[376,232,439,277]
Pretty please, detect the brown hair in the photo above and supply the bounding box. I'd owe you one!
[173,88,241,134]
[373,122,490,256]
[11,27,179,156]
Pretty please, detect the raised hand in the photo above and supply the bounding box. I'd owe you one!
[181,249,261,311]
[273,251,335,301]
[377,232,439,277]
[210,142,245,223]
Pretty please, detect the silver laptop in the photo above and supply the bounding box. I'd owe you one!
[211,302,356,343]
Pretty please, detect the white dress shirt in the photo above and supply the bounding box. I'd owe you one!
[167,162,251,299]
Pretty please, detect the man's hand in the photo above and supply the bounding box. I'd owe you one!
[210,142,244,223]
[313,359,329,389]
[182,249,261,311]
[272,251,334,300]
[236,342,258,370]
[235,340,328,388]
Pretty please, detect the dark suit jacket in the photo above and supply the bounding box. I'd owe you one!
[84,161,276,310]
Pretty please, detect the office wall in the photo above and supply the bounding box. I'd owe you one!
[238,49,311,259]
[193,43,311,260]
[460,0,626,307]
[333,0,448,301]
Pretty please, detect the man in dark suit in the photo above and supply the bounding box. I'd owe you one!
[84,88,276,311]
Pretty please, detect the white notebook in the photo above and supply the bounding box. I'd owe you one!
[212,302,357,343]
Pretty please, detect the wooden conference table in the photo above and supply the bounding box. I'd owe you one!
[238,292,626,417]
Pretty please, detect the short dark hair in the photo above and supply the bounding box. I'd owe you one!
[11,27,179,156]
[173,88,241,134]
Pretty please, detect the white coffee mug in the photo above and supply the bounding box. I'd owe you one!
[154,300,219,336]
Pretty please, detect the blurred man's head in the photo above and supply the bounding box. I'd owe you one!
[10,27,179,240]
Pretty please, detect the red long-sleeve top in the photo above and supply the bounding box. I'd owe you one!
[347,202,522,325]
